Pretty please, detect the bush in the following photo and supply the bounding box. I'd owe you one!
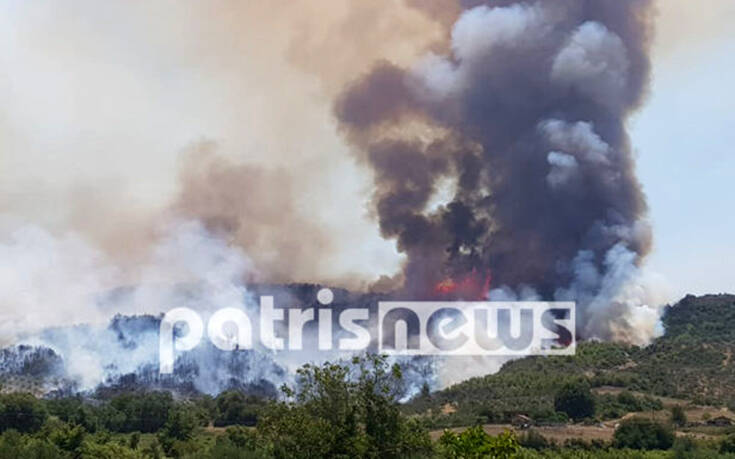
[554,380,595,421]
[616,391,639,409]
[595,392,664,420]
[438,426,519,459]
[672,436,697,457]
[214,391,263,427]
[671,405,687,426]
[518,429,551,450]
[129,431,140,450]
[45,419,86,453]
[104,391,174,433]
[0,430,65,458]
[207,438,267,459]
[80,440,145,459]
[613,417,674,450]
[720,434,735,453]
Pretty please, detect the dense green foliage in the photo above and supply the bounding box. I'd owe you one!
[721,434,735,454]
[612,417,674,450]
[257,354,434,458]
[0,392,48,433]
[438,426,520,458]
[2,388,735,458]
[594,391,662,420]
[554,380,595,421]
[0,355,436,458]
[106,391,176,433]
[214,391,264,427]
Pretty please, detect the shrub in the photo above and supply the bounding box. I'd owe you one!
[102,391,174,433]
[158,407,199,456]
[80,440,145,459]
[554,380,595,421]
[672,435,697,457]
[0,430,65,458]
[720,434,735,453]
[208,438,267,459]
[518,429,551,450]
[613,417,674,450]
[214,391,263,427]
[438,426,519,459]
[46,419,86,453]
[671,405,687,426]
[129,431,140,450]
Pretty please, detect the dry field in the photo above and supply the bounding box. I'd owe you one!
[430,390,735,443]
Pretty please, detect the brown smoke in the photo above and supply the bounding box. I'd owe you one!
[0,0,447,289]
[173,141,332,283]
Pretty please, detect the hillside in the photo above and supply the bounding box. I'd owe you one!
[408,294,735,426]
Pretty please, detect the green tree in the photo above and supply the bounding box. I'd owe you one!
[554,380,595,421]
[157,406,199,456]
[616,391,641,411]
[613,417,674,450]
[142,437,163,459]
[223,425,260,450]
[355,355,405,456]
[215,390,262,427]
[0,429,65,459]
[258,354,433,459]
[129,431,140,450]
[46,419,86,454]
[257,404,333,459]
[670,405,687,426]
[0,392,48,433]
[106,391,174,433]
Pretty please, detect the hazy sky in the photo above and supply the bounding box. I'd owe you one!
[0,0,733,302]
[631,0,735,300]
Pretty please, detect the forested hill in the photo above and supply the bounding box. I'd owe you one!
[660,293,735,341]
[408,294,735,426]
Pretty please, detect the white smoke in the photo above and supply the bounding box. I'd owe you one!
[0,220,265,390]
[555,243,669,345]
[412,3,549,101]
[539,119,611,165]
[546,151,579,188]
[0,226,118,345]
[129,220,257,317]
[551,21,630,110]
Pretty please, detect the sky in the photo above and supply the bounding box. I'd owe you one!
[631,0,735,300]
[0,0,733,305]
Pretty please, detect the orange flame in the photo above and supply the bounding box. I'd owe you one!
[433,269,491,300]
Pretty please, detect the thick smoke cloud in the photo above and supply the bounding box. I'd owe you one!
[0,0,441,292]
[336,0,660,342]
[0,0,676,393]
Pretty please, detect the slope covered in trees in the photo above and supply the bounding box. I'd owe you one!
[408,294,735,425]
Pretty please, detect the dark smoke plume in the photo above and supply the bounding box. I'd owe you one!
[336,0,658,342]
